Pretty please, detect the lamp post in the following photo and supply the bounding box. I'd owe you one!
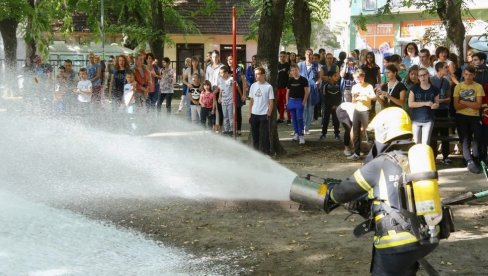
[101,0,105,59]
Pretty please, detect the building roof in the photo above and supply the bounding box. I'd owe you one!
[50,1,255,36]
[168,0,255,35]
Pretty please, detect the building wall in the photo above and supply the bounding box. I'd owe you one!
[165,34,257,63]
[350,0,488,53]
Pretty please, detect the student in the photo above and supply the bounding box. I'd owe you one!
[123,71,137,114]
[453,65,484,174]
[430,62,452,163]
[199,80,216,128]
[217,66,234,135]
[123,71,138,131]
[336,102,355,156]
[74,68,93,114]
[320,70,341,141]
[157,57,174,114]
[249,67,274,154]
[53,65,68,113]
[349,69,376,160]
[188,72,202,124]
[376,64,407,109]
[109,55,129,111]
[287,63,309,145]
[408,67,440,145]
[277,51,291,124]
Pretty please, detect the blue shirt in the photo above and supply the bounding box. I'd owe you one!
[410,84,439,123]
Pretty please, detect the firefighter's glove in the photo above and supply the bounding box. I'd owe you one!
[323,180,340,214]
[343,199,372,219]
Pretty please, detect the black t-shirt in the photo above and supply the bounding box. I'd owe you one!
[381,82,407,107]
[113,69,127,92]
[277,62,290,88]
[189,87,201,105]
[287,76,309,98]
[322,82,342,106]
[361,64,380,86]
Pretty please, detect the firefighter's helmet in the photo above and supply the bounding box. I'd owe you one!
[367,107,412,143]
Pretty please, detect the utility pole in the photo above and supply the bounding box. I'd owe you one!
[101,0,105,59]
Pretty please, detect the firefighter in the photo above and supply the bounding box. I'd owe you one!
[325,107,438,275]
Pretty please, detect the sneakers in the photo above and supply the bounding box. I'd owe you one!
[334,134,340,141]
[347,153,360,161]
[292,133,299,142]
[319,134,326,141]
[299,136,305,145]
[277,119,284,124]
[304,129,311,135]
[286,120,291,125]
[467,160,481,174]
[290,131,296,136]
[343,148,352,156]
[441,158,452,165]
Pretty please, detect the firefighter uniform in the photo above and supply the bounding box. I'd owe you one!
[328,107,438,275]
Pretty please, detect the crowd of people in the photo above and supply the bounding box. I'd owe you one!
[276,44,487,174]
[22,43,488,173]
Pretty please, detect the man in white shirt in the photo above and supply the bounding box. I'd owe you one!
[419,49,436,76]
[249,67,274,155]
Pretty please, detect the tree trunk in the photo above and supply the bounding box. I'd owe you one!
[0,19,19,69]
[25,0,37,68]
[292,0,311,56]
[255,0,287,156]
[149,0,165,67]
[437,0,465,64]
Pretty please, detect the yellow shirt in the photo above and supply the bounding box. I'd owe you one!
[453,82,485,117]
[351,83,375,111]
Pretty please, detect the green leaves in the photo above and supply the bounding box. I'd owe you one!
[0,0,30,21]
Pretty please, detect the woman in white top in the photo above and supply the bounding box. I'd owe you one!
[434,46,459,85]
[157,57,175,114]
[402,42,420,69]
[349,69,376,160]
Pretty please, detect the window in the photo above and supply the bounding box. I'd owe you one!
[363,0,377,11]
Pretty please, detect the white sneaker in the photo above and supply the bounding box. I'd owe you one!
[299,136,305,144]
[347,153,359,160]
[290,131,296,136]
[343,148,352,156]
[292,133,299,141]
[304,129,311,135]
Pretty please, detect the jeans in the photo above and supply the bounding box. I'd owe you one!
[321,103,340,136]
[190,105,201,124]
[303,96,313,131]
[430,109,450,159]
[480,124,488,161]
[412,121,434,145]
[336,106,352,147]
[236,105,242,131]
[222,103,234,132]
[157,93,172,114]
[200,107,214,128]
[250,114,270,154]
[352,109,369,155]
[287,98,304,136]
[456,113,481,162]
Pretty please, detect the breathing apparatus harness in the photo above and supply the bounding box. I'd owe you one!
[344,144,455,244]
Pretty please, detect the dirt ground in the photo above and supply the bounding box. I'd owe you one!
[67,122,488,276]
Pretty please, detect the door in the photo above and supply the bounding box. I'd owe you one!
[176,43,205,75]
[220,44,247,68]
